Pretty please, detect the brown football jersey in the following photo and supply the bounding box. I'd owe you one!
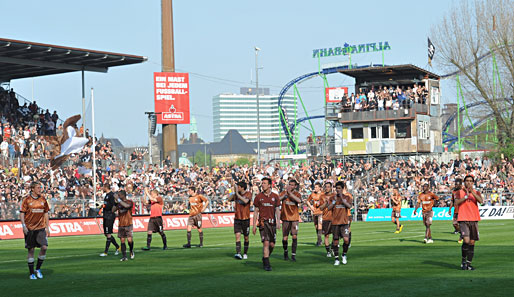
[331,193,352,225]
[321,192,335,221]
[307,192,323,215]
[189,194,208,216]
[254,191,280,225]
[21,195,49,230]
[118,200,134,227]
[392,194,402,212]
[234,191,252,220]
[280,191,300,221]
[418,192,439,212]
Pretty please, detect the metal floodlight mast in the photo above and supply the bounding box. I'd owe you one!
[255,46,261,166]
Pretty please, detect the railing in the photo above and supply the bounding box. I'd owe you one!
[0,195,236,221]
[2,191,512,222]
[326,103,428,122]
[14,91,65,126]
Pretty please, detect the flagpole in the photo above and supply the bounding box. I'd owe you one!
[91,88,97,207]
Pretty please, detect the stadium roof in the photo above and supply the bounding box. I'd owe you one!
[0,37,147,81]
[337,64,440,85]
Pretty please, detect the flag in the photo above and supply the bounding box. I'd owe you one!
[50,114,89,170]
[428,38,435,66]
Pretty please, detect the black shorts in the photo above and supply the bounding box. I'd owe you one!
[392,210,401,219]
[234,219,250,236]
[25,228,48,249]
[282,220,299,236]
[332,224,350,240]
[313,214,322,227]
[103,218,115,234]
[118,225,133,239]
[148,217,164,233]
[322,220,332,235]
[459,221,479,241]
[188,214,202,228]
[259,221,276,243]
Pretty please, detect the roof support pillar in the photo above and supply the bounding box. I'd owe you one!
[82,69,86,133]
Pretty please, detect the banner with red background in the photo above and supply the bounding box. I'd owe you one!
[154,72,190,124]
[0,212,242,240]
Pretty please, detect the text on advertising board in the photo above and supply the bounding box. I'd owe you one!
[154,72,190,124]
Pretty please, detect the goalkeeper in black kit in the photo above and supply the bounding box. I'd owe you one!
[100,183,120,257]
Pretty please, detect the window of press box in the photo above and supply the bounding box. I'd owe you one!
[370,126,377,139]
[395,122,411,139]
[381,125,389,138]
[351,127,364,139]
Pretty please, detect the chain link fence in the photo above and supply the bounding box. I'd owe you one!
[2,190,512,222]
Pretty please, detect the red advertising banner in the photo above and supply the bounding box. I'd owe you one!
[325,87,348,103]
[0,212,243,240]
[154,72,190,124]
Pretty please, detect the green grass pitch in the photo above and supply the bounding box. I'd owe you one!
[1,220,513,296]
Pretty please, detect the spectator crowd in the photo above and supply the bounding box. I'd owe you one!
[1,151,513,221]
[1,87,512,222]
[339,84,428,112]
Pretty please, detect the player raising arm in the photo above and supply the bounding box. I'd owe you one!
[306,182,323,246]
[142,188,167,251]
[113,190,135,261]
[328,181,352,265]
[279,179,302,262]
[319,182,335,257]
[99,183,120,257]
[391,188,403,233]
[448,178,464,243]
[455,175,483,270]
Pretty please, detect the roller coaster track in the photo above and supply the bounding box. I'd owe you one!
[278,64,384,151]
[277,45,512,152]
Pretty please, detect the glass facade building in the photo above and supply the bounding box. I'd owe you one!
[213,92,295,143]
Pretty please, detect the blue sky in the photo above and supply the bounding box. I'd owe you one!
[2,0,456,146]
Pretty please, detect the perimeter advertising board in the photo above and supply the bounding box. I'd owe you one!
[0,212,240,240]
[154,72,190,124]
[365,206,514,222]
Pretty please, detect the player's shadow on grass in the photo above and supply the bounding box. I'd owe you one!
[303,250,330,258]
[0,269,54,280]
[399,238,426,244]
[142,247,183,252]
[433,238,460,243]
[422,260,459,269]
[300,242,318,247]
[243,260,265,270]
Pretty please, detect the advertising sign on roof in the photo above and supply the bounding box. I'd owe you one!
[325,87,348,103]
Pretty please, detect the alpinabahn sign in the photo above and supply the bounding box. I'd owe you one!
[154,72,190,124]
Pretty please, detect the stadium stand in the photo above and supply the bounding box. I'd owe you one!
[1,148,513,221]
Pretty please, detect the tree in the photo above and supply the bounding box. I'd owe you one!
[234,156,254,166]
[188,150,211,166]
[431,0,514,151]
